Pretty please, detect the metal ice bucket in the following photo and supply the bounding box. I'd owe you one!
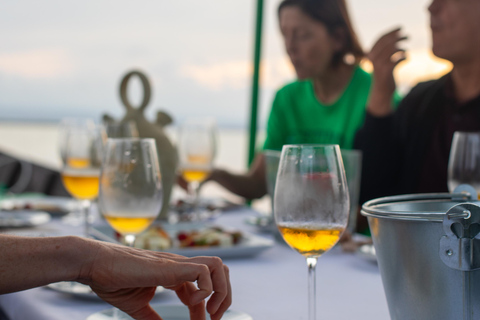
[361,185,480,320]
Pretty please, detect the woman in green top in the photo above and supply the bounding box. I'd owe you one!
[208,0,403,199]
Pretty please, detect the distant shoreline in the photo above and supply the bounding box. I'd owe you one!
[0,118,258,130]
[0,118,59,124]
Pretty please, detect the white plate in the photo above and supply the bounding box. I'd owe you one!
[92,224,274,259]
[0,196,78,217]
[86,304,252,320]
[356,243,377,263]
[46,281,164,300]
[0,210,51,228]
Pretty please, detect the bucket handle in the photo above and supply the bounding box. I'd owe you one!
[440,185,480,271]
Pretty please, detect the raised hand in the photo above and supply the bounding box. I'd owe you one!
[367,27,408,116]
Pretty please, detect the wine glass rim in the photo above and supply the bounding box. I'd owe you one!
[282,144,340,149]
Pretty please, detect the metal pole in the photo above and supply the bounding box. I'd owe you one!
[247,0,264,166]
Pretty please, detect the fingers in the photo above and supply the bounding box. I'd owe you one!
[205,263,227,314]
[193,257,228,315]
[169,262,213,303]
[208,265,232,320]
[175,282,207,320]
[371,27,404,52]
[105,250,230,318]
[369,27,408,68]
[164,256,231,319]
[180,257,228,311]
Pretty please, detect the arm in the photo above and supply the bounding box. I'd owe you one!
[0,235,231,320]
[209,153,267,199]
[354,28,408,205]
[205,88,285,200]
[0,235,84,293]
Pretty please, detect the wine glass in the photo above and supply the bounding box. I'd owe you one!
[99,138,163,247]
[177,117,217,219]
[448,131,480,195]
[61,121,105,236]
[274,144,350,320]
[58,118,96,166]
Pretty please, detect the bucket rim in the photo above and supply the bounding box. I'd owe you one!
[361,192,478,221]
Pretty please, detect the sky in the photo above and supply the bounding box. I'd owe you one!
[0,0,451,128]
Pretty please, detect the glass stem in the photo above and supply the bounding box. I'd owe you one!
[124,234,136,247]
[306,257,318,320]
[82,199,91,238]
[190,181,200,218]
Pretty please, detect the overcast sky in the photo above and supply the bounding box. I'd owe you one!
[0,0,449,127]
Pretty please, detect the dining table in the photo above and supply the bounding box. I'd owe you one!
[0,203,390,320]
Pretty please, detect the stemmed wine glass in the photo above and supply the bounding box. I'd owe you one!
[61,120,105,236]
[99,138,163,247]
[448,131,480,195]
[274,144,350,320]
[177,117,216,219]
[59,118,97,167]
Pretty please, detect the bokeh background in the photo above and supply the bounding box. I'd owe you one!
[1,0,450,127]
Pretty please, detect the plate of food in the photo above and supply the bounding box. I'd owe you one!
[86,304,252,320]
[0,196,78,217]
[91,222,274,259]
[0,210,51,228]
[46,281,164,300]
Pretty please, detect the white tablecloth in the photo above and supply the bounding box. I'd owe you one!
[0,207,390,320]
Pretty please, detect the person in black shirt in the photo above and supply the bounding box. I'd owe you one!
[355,0,480,209]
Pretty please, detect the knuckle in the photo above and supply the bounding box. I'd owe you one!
[196,264,210,276]
[200,264,210,273]
[209,256,223,267]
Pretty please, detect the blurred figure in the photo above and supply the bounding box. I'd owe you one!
[355,0,480,204]
[0,235,231,320]
[207,0,401,201]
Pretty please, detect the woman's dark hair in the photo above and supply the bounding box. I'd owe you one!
[278,0,364,66]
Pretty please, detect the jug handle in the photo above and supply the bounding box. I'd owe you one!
[119,70,151,113]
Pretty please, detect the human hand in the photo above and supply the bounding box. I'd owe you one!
[367,27,408,116]
[80,240,231,320]
[177,174,189,191]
